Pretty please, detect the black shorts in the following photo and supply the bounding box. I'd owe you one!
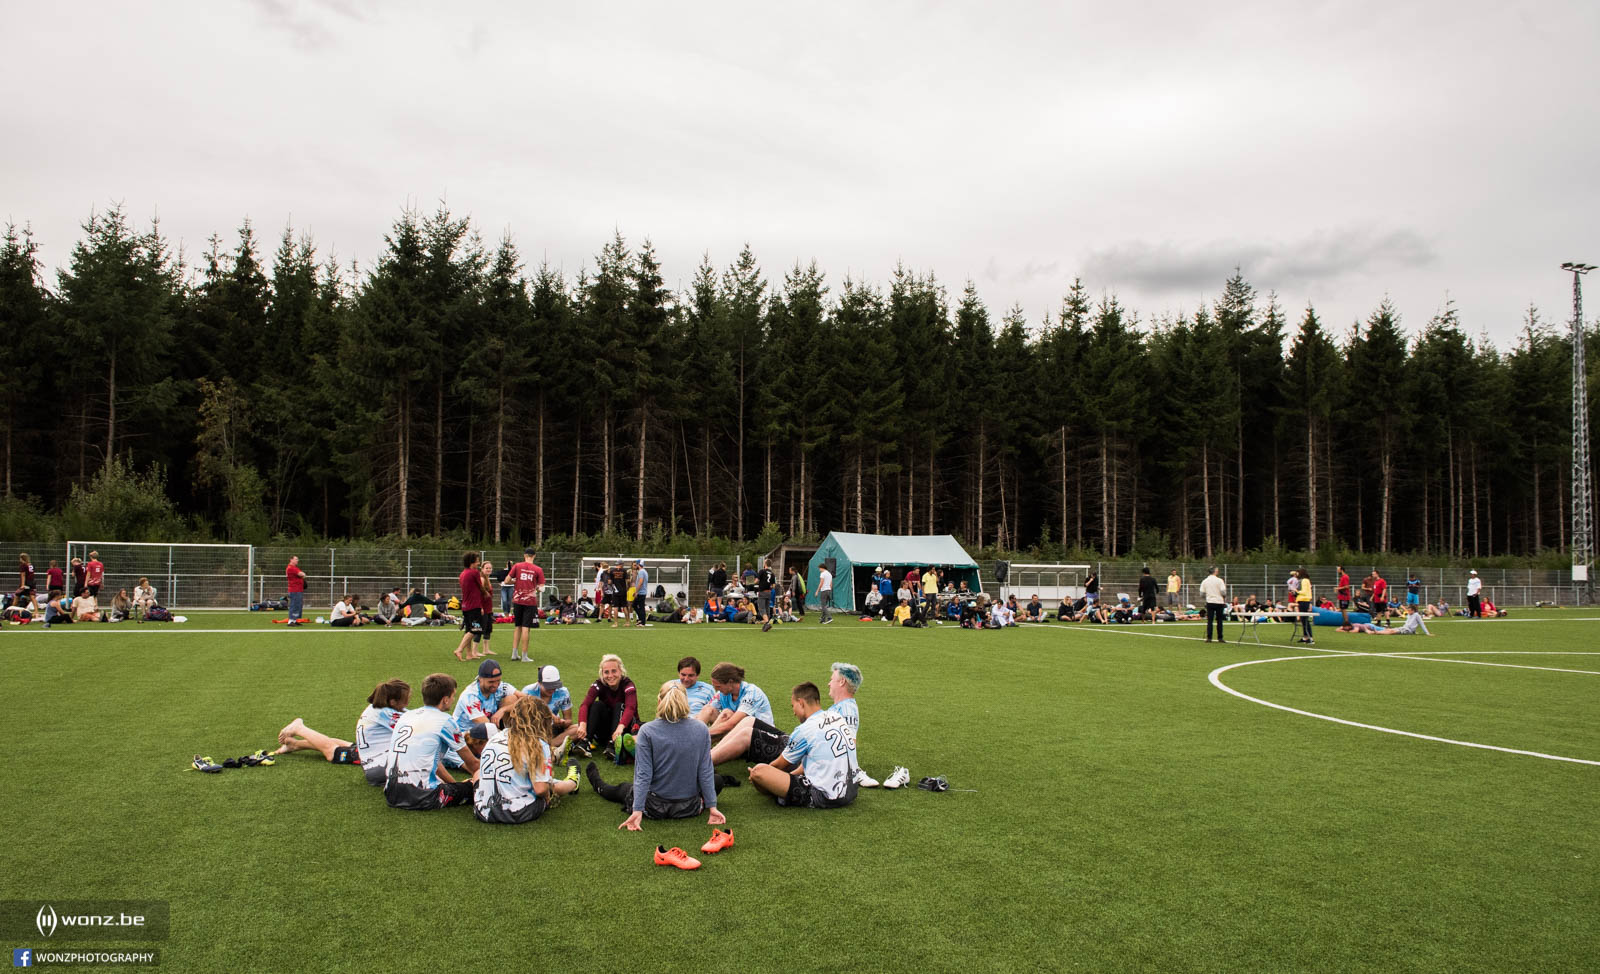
[1140,596,1156,612]
[777,772,858,809]
[610,591,629,609]
[512,603,540,628]
[330,615,355,627]
[331,745,360,765]
[643,791,705,820]
[86,584,101,597]
[474,792,548,825]
[384,778,474,811]
[461,608,488,641]
[746,718,789,765]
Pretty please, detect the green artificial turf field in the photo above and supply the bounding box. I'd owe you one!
[2,611,1596,973]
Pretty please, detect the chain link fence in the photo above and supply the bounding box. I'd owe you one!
[0,540,1590,610]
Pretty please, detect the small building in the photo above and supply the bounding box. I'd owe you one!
[806,532,981,612]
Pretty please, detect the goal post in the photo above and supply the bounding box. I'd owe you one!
[1000,563,1092,605]
[577,556,693,607]
[65,541,253,610]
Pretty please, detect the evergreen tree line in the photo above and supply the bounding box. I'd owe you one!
[1,204,1594,560]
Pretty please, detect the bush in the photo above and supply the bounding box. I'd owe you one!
[64,457,185,542]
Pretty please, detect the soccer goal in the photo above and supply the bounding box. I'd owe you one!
[65,541,253,610]
[577,556,693,607]
[1000,563,1092,605]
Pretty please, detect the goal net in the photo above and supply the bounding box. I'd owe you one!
[1000,563,1092,605]
[577,556,693,607]
[65,541,253,610]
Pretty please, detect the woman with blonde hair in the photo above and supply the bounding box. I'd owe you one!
[475,695,579,824]
[587,681,727,833]
[573,653,639,761]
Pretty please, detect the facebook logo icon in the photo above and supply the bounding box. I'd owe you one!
[11,949,30,968]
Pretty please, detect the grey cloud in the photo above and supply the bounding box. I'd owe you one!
[1082,228,1437,295]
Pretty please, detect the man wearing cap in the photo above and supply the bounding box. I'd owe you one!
[452,659,522,757]
[631,559,650,627]
[508,549,546,663]
[523,664,579,756]
[1466,570,1482,618]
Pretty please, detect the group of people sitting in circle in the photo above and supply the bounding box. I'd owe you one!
[5,551,163,625]
[269,653,869,825]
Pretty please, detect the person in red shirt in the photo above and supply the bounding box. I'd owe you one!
[70,557,86,597]
[1335,566,1351,610]
[46,560,66,595]
[575,654,640,760]
[286,555,308,624]
[1370,571,1389,618]
[508,549,546,664]
[84,551,105,597]
[454,551,494,662]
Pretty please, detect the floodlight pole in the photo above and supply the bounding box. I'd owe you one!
[1563,262,1596,603]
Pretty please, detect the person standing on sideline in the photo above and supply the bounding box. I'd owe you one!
[286,555,308,625]
[817,563,834,624]
[494,561,513,615]
[84,550,105,598]
[508,548,545,663]
[1138,567,1159,622]
[1466,569,1482,618]
[1336,565,1351,610]
[1166,568,1182,607]
[1201,566,1228,643]
[786,565,806,618]
[1296,570,1314,644]
[453,551,494,662]
[70,557,86,598]
[1083,570,1100,606]
[756,558,776,624]
[631,559,650,627]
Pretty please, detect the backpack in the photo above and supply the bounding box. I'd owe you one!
[147,605,173,622]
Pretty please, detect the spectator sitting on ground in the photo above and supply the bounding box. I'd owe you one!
[1023,595,1044,622]
[132,577,157,619]
[375,591,401,626]
[330,594,367,627]
[1110,596,1135,624]
[774,595,799,623]
[990,599,1017,628]
[893,597,919,628]
[109,589,131,622]
[863,586,883,617]
[1424,598,1450,618]
[732,598,756,624]
[1479,597,1506,618]
[72,592,101,623]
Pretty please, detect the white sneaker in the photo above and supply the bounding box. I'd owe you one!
[853,767,880,788]
[881,766,910,789]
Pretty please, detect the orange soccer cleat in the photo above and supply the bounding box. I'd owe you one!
[654,845,702,870]
[700,828,736,855]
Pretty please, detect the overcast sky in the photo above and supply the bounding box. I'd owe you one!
[5,0,1596,347]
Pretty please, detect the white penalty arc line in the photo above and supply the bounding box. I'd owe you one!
[1208,653,1600,766]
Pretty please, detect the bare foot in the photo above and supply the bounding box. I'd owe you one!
[453,650,464,661]
[277,720,299,745]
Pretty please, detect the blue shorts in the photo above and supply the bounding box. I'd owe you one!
[1406,593,1419,605]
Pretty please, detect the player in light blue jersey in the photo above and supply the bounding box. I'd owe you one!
[453,659,521,756]
[475,695,578,824]
[270,679,411,785]
[705,662,788,766]
[676,656,716,716]
[384,673,479,810]
[827,662,878,788]
[522,664,579,758]
[750,681,858,808]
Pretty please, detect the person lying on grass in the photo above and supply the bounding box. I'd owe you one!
[1336,609,1434,636]
[274,678,412,786]
[474,695,577,824]
[588,682,728,832]
[750,682,859,809]
[698,662,788,767]
[384,672,479,810]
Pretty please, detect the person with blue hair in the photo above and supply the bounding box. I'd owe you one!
[827,662,879,788]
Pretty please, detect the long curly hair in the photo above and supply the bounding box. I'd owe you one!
[502,695,555,779]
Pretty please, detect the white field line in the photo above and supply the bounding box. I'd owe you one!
[1208,653,1600,766]
[1368,654,1600,676]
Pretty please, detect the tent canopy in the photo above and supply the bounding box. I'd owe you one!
[806,532,980,611]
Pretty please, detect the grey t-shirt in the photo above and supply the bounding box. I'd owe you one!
[631,716,716,812]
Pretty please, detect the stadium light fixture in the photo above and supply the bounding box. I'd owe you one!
[1564,262,1595,595]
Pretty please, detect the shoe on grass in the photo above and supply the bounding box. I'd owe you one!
[853,767,880,788]
[654,846,701,870]
[700,828,735,855]
[570,739,591,759]
[565,762,581,792]
[192,754,223,774]
[881,766,910,789]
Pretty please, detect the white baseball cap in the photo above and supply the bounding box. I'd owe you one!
[538,665,563,690]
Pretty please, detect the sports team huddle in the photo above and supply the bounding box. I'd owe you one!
[270,654,878,831]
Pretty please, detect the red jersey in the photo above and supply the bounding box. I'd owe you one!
[459,568,488,611]
[286,563,306,593]
[1336,573,1350,597]
[905,569,921,588]
[47,567,65,591]
[1372,577,1387,601]
[85,560,104,586]
[510,562,545,605]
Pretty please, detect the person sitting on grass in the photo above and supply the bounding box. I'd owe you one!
[273,678,411,784]
[588,682,729,832]
[522,665,580,759]
[373,590,401,626]
[453,659,522,757]
[827,662,878,788]
[330,594,366,627]
[71,591,101,623]
[1424,597,1450,618]
[384,673,479,810]
[700,662,788,767]
[109,589,131,622]
[1023,595,1044,622]
[132,578,157,620]
[573,654,640,761]
[676,657,717,715]
[474,695,579,824]
[750,682,859,809]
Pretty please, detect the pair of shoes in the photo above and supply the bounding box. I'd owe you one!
[613,733,635,765]
[654,846,701,870]
[853,767,880,788]
[564,762,581,793]
[881,766,911,789]
[917,775,949,792]
[761,620,773,632]
[571,739,592,759]
[191,754,222,773]
[700,828,735,855]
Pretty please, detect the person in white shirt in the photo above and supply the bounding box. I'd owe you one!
[329,594,366,627]
[1200,566,1228,642]
[817,566,834,624]
[750,681,858,808]
[1466,570,1483,618]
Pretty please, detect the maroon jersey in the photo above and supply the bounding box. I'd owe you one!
[85,559,104,586]
[511,562,545,606]
[459,568,488,611]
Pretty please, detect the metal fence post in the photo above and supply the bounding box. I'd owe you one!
[407,549,413,593]
[329,547,336,609]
